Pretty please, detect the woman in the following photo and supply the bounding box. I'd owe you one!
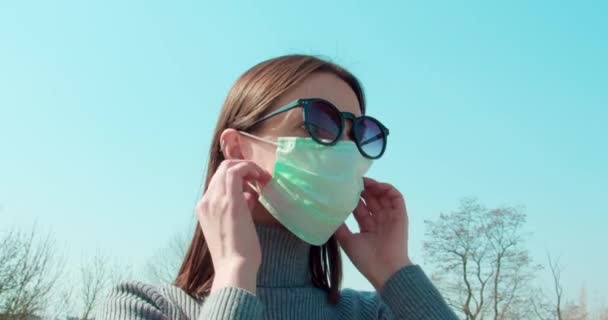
[100,55,457,319]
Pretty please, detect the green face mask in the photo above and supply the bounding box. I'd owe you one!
[240,132,373,245]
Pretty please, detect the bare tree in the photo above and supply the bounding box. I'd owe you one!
[483,207,541,319]
[530,285,554,320]
[424,198,538,319]
[79,252,110,320]
[562,287,589,320]
[424,198,492,319]
[43,252,131,320]
[109,260,134,289]
[145,230,189,285]
[45,285,74,320]
[548,254,564,320]
[0,225,64,318]
[0,230,21,299]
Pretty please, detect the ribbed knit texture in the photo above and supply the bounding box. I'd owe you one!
[99,224,457,319]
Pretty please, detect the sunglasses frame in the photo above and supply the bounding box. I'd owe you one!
[250,98,389,159]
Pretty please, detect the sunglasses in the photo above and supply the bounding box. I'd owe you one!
[250,98,389,159]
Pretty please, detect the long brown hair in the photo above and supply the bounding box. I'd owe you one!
[174,54,366,304]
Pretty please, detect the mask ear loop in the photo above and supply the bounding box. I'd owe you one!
[246,181,262,196]
[238,131,278,146]
[238,130,277,196]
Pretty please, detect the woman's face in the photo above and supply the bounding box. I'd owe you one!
[220,72,361,223]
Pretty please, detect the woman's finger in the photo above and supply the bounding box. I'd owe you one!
[364,177,393,196]
[223,161,270,195]
[243,190,258,211]
[377,194,391,209]
[370,182,393,196]
[386,187,406,212]
[363,178,388,210]
[364,179,397,209]
[363,177,379,188]
[334,223,354,251]
[353,198,375,232]
[361,190,381,214]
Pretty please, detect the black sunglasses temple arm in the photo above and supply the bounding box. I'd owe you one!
[360,124,389,146]
[250,100,302,128]
[359,133,384,146]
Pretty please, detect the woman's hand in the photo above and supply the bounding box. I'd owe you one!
[335,177,412,291]
[195,160,271,294]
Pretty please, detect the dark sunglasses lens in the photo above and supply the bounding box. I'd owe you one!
[306,101,341,143]
[354,117,386,158]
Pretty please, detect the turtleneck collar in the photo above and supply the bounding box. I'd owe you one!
[255,224,313,288]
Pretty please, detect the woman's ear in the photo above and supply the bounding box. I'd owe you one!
[219,129,245,160]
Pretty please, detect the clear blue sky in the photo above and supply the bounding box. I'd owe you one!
[1,0,606,308]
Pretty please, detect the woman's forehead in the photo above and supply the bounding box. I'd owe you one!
[271,72,361,117]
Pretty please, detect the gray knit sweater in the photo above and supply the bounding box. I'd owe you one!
[100,224,457,319]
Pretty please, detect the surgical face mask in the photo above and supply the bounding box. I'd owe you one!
[240,131,373,245]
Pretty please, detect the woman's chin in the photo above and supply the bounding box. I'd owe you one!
[251,204,281,225]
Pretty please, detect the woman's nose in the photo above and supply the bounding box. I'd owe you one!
[340,120,354,141]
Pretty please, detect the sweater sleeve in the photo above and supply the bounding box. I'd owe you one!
[99,281,263,320]
[99,281,171,320]
[378,264,458,319]
[197,287,264,319]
